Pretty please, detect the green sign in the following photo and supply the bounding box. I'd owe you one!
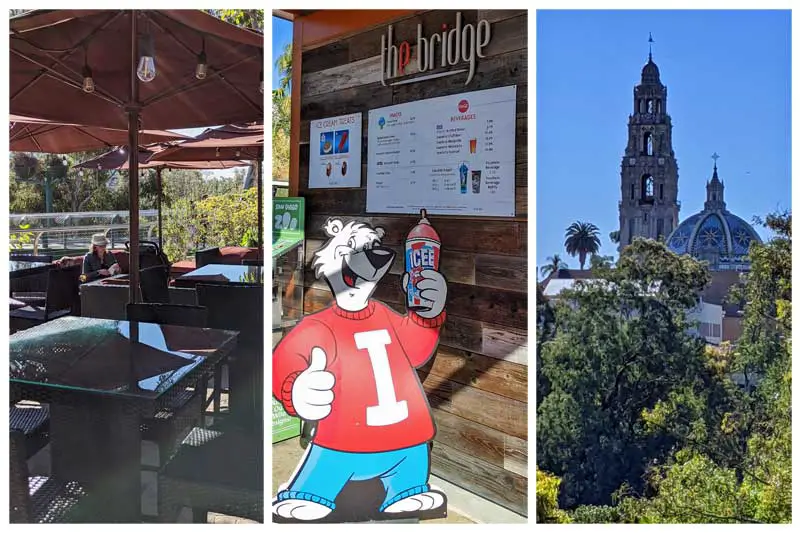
[272,397,301,443]
[272,197,305,258]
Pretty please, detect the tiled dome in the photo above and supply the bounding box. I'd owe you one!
[665,160,761,270]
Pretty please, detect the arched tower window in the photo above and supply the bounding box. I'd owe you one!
[656,99,662,114]
[647,99,654,113]
[641,174,654,201]
[642,132,654,156]
[639,100,645,113]
[659,184,664,199]
[630,183,635,200]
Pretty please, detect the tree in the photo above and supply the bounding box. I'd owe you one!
[540,254,568,279]
[208,9,264,31]
[537,468,571,523]
[272,42,292,180]
[274,43,292,100]
[565,221,601,269]
[537,239,712,508]
[612,213,792,523]
[609,230,620,244]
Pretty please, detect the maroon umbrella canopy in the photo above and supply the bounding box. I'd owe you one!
[194,122,263,140]
[73,144,247,170]
[149,131,263,162]
[10,10,263,130]
[10,115,188,153]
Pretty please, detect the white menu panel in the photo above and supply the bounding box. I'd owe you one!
[367,85,516,216]
[309,112,362,188]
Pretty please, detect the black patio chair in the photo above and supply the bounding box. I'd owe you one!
[157,427,263,523]
[139,265,170,304]
[10,430,88,523]
[9,401,50,460]
[10,266,80,332]
[195,247,221,268]
[241,259,263,267]
[195,284,263,431]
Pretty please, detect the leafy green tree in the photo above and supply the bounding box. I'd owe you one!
[272,42,292,180]
[564,221,601,269]
[537,238,712,507]
[208,9,264,31]
[536,468,571,523]
[611,213,792,524]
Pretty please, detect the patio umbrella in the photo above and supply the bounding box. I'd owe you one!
[149,129,264,243]
[11,9,263,304]
[10,114,187,153]
[75,144,249,248]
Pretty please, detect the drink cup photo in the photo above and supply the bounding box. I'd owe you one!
[459,162,468,194]
[469,138,477,153]
[472,170,481,193]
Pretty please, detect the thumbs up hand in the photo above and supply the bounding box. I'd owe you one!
[292,347,335,421]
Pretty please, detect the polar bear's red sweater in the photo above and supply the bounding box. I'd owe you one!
[273,300,445,453]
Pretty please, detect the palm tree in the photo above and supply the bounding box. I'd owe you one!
[274,43,292,99]
[540,254,567,279]
[564,221,601,270]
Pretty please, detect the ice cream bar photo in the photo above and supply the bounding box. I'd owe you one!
[338,131,348,152]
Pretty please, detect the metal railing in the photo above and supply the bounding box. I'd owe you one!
[10,224,158,258]
[9,210,160,258]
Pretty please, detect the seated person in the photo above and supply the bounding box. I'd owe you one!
[81,234,121,282]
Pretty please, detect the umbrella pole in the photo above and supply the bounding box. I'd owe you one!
[257,149,263,252]
[156,167,163,250]
[127,10,141,305]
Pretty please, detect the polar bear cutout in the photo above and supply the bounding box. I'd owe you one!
[272,216,448,523]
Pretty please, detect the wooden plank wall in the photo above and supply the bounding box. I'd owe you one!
[295,9,528,516]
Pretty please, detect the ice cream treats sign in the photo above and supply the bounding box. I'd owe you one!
[309,112,363,189]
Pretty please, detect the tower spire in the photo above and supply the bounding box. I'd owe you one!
[711,152,720,181]
[648,32,654,61]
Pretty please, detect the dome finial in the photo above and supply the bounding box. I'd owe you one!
[648,32,654,62]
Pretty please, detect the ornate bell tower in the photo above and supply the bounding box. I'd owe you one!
[618,35,680,250]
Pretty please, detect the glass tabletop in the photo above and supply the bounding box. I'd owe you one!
[9,316,237,399]
[179,264,263,284]
[9,261,50,273]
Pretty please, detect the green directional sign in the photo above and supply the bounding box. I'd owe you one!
[272,197,304,442]
[272,197,304,258]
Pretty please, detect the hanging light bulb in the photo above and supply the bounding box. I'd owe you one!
[62,156,68,166]
[195,38,207,80]
[82,64,95,94]
[79,170,84,177]
[235,149,241,157]
[215,147,220,157]
[118,147,125,155]
[137,33,156,83]
[259,69,263,94]
[81,46,95,93]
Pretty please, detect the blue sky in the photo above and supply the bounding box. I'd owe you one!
[272,16,293,90]
[536,10,791,276]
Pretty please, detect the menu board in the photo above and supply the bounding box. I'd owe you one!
[367,85,516,217]
[309,112,362,188]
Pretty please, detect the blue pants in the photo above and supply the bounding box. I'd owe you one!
[276,443,430,511]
